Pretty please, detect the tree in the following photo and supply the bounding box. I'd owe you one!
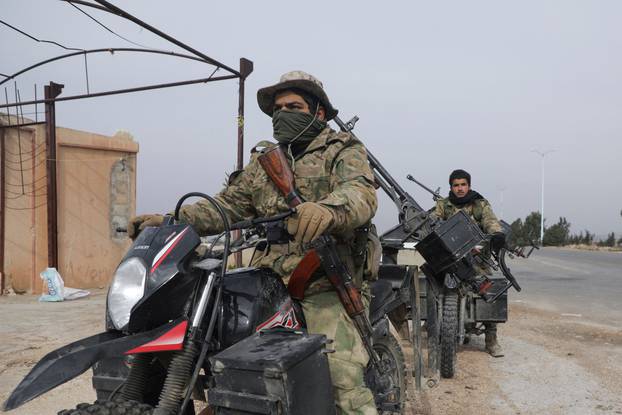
[605,232,616,247]
[523,212,542,245]
[582,230,594,245]
[543,217,571,246]
[508,218,525,247]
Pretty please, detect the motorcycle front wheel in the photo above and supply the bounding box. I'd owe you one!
[58,399,154,415]
[440,293,459,378]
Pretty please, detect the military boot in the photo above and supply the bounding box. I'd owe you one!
[484,323,504,357]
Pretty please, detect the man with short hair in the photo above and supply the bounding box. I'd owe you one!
[434,169,506,357]
[129,71,379,414]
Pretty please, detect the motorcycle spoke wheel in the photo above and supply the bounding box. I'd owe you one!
[373,334,407,414]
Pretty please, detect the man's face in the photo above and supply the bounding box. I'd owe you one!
[451,178,470,198]
[273,90,326,120]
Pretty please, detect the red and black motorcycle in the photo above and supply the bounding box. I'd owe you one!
[3,193,406,415]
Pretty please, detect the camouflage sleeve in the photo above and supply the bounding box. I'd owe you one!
[318,143,378,233]
[479,200,503,234]
[433,199,446,220]
[176,162,258,236]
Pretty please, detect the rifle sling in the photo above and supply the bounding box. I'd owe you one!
[287,250,322,300]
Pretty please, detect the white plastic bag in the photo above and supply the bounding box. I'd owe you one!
[63,286,90,301]
[39,267,65,302]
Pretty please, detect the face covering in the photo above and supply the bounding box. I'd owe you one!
[272,108,327,144]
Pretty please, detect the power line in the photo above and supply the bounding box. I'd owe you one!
[0,19,84,52]
[67,2,156,50]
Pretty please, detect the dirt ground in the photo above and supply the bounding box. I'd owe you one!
[409,303,622,415]
[1,291,621,414]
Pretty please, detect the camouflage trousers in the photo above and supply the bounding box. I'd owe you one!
[302,290,378,415]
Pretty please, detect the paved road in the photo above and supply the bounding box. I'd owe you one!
[507,247,622,327]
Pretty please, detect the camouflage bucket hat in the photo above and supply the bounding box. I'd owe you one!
[257,71,339,120]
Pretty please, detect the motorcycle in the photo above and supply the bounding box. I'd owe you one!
[3,193,406,414]
[417,213,533,378]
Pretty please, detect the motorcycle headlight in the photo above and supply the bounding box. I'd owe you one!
[107,258,146,330]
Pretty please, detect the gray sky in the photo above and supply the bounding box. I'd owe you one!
[2,0,621,236]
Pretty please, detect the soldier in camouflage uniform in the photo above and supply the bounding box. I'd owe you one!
[433,169,506,357]
[129,71,379,414]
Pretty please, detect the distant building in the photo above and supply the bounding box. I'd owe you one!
[1,114,138,294]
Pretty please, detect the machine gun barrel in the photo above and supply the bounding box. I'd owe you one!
[406,174,443,201]
[333,116,426,214]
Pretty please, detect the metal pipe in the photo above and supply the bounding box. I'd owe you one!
[87,0,240,76]
[0,74,237,109]
[44,82,63,269]
[0,47,218,87]
[233,58,253,267]
[0,126,5,294]
[14,86,25,194]
[0,121,46,129]
[191,272,216,328]
[60,0,109,13]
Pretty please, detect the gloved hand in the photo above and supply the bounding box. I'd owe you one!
[287,202,334,244]
[127,214,165,240]
[490,232,506,255]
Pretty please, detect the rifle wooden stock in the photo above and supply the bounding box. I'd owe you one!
[258,146,304,207]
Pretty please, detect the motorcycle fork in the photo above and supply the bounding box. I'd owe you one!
[155,271,220,415]
[458,296,466,345]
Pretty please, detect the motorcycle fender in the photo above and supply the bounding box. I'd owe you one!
[372,316,390,339]
[3,318,187,412]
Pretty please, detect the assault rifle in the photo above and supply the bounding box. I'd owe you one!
[256,144,384,372]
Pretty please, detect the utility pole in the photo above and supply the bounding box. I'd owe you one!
[531,149,555,246]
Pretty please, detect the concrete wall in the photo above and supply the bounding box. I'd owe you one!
[2,117,138,293]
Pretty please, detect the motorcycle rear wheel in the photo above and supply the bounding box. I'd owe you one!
[58,399,154,415]
[440,293,459,378]
[373,333,407,414]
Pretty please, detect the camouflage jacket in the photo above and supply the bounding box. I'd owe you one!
[433,196,502,234]
[178,127,378,293]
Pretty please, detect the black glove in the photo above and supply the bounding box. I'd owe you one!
[490,232,506,255]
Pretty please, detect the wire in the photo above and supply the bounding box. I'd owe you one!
[3,160,46,172]
[5,202,47,211]
[4,175,47,187]
[4,150,47,165]
[0,72,9,78]
[0,19,84,52]
[4,184,47,196]
[67,2,157,50]
[5,192,47,200]
[4,144,46,158]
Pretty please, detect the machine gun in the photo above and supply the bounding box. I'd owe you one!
[406,174,443,201]
[333,116,435,251]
